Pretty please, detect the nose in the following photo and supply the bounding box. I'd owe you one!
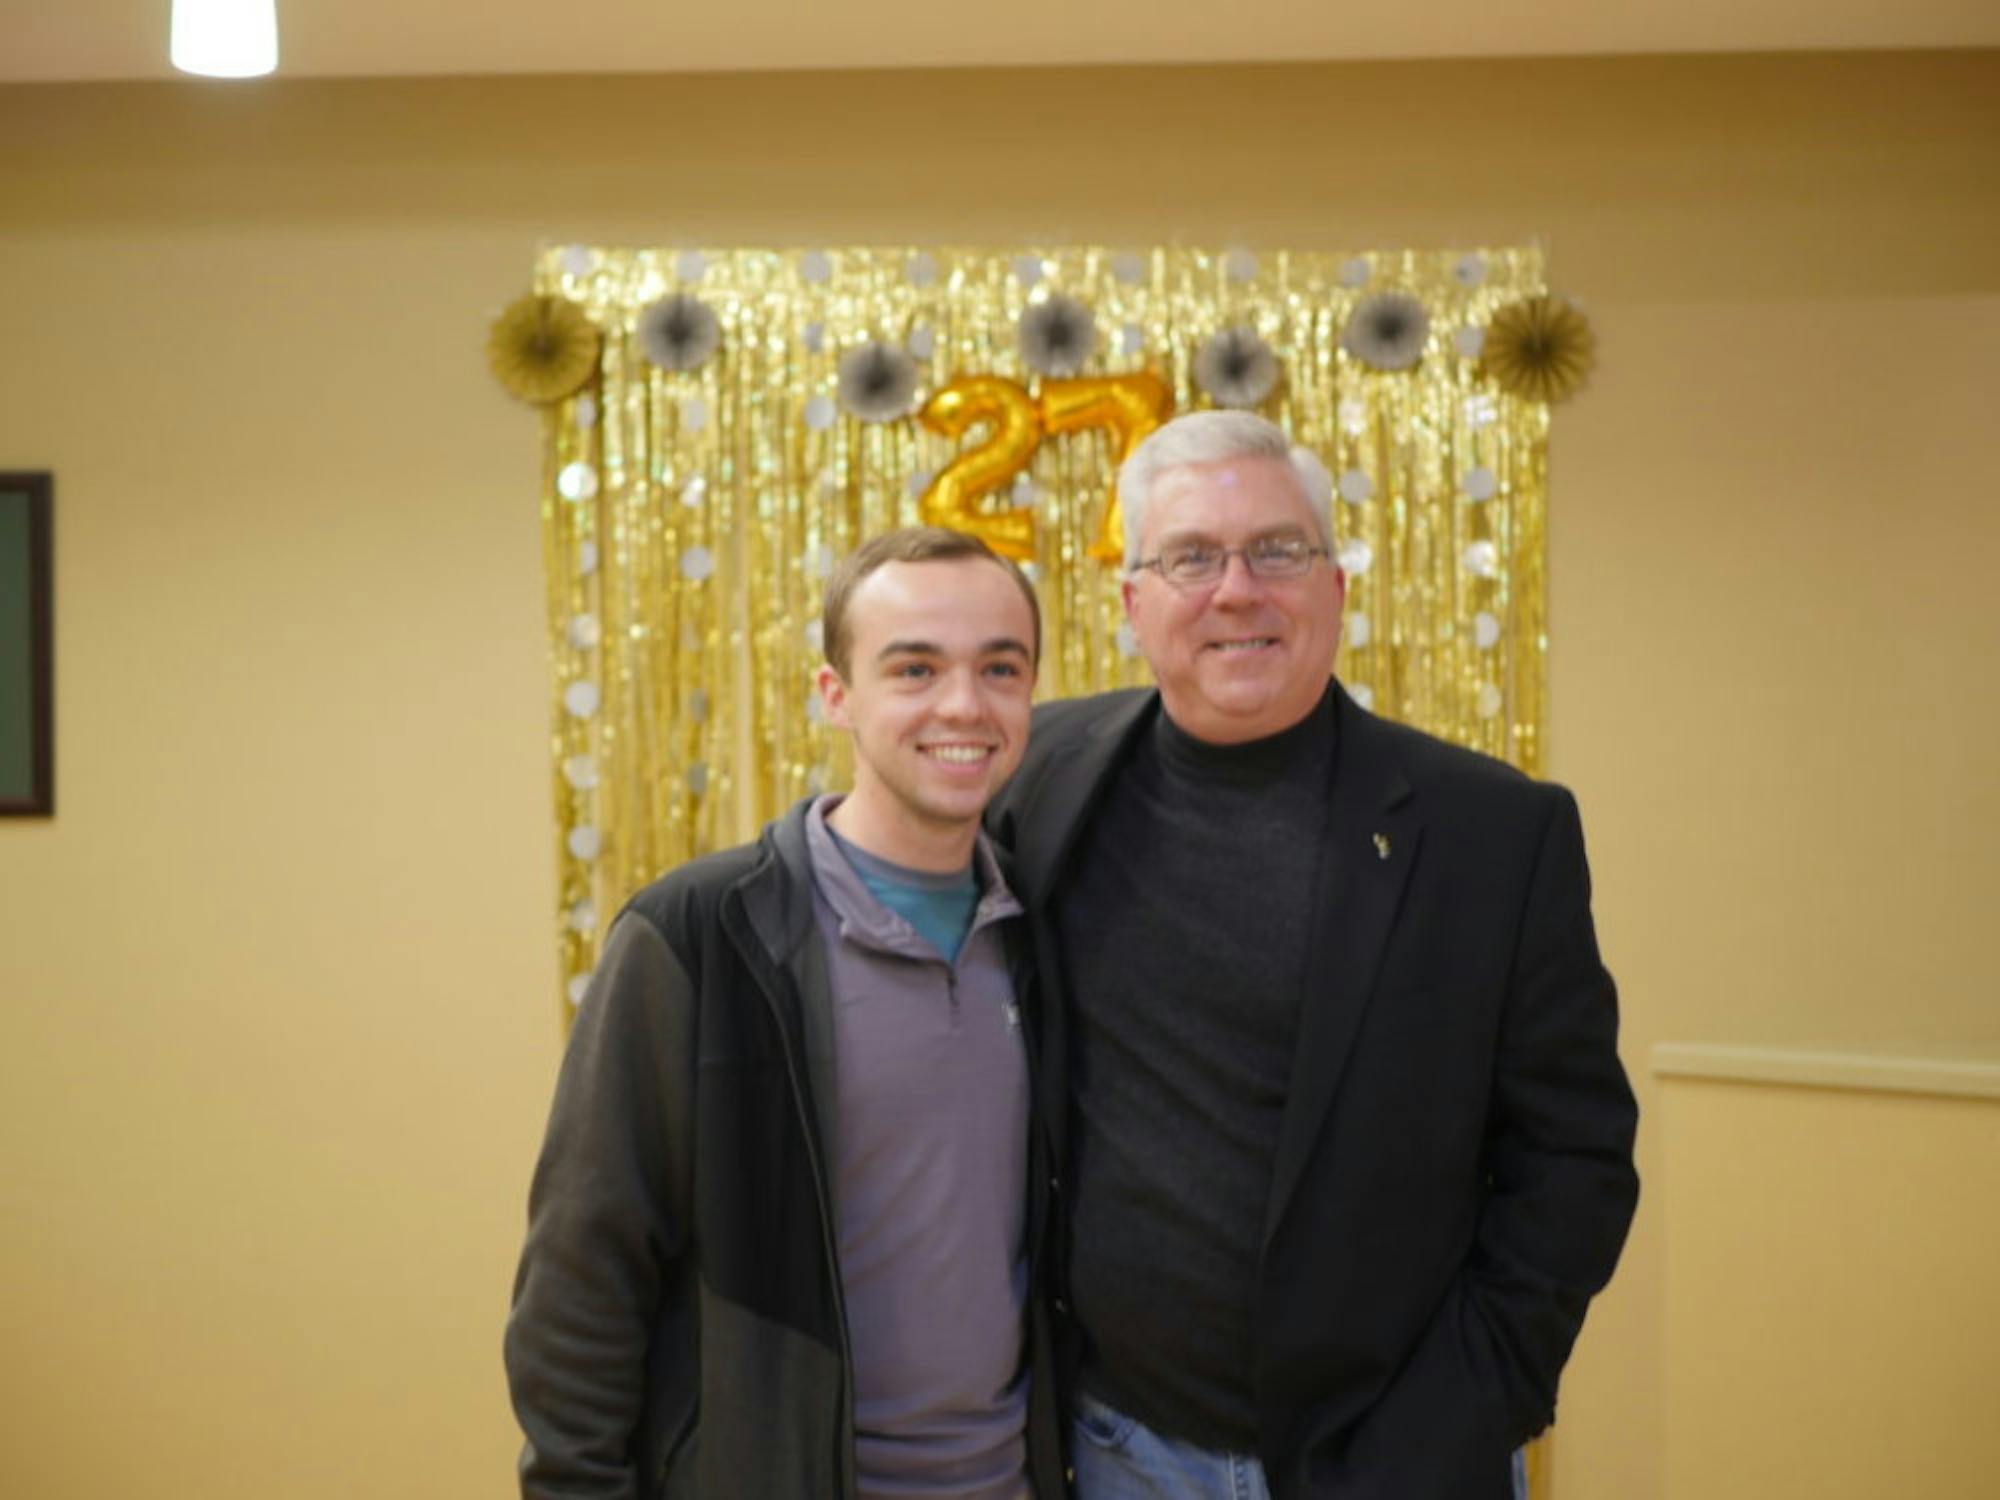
[1208,550,1265,605]
[935,665,983,719]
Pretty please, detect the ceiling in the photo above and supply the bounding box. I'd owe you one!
[5,0,1995,83]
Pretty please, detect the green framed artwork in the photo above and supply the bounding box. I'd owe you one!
[1,473,53,816]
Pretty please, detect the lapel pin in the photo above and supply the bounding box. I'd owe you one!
[1373,832,1392,861]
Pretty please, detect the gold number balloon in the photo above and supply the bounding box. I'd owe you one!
[917,375,1043,560]
[1038,372,1174,562]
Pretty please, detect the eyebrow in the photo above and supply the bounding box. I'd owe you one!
[1156,524,1312,547]
[875,637,1033,661]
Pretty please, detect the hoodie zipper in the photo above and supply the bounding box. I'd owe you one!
[729,908,858,1500]
[766,985,858,1499]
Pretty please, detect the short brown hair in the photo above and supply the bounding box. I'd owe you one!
[821,526,1042,678]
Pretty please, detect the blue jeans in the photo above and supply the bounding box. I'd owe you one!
[1070,1391,1532,1500]
[1069,1393,1271,1500]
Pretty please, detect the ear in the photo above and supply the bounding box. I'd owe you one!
[815,663,852,731]
[1120,575,1139,620]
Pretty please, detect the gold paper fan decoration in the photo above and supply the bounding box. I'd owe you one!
[1482,296,1595,404]
[487,294,601,404]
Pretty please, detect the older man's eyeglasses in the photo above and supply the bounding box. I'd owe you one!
[1132,535,1329,589]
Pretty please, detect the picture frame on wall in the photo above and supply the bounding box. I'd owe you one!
[1,472,53,816]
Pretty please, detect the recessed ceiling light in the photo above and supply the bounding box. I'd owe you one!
[170,0,279,79]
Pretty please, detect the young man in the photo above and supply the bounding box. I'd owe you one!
[506,527,1062,1499]
[989,411,1639,1500]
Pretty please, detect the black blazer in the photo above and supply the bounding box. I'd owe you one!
[988,685,1640,1500]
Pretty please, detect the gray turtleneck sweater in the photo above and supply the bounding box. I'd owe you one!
[1057,687,1339,1454]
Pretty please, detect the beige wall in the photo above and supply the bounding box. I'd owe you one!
[1,50,1995,1499]
[1660,1076,2000,1499]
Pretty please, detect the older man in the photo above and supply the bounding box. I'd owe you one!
[989,411,1638,1500]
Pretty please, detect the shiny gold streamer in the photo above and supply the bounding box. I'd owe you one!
[532,245,1554,1018]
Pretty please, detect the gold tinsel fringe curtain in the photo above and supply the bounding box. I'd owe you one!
[534,244,1551,1012]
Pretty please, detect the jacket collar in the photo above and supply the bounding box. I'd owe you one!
[1013,689,1158,913]
[1262,682,1422,1245]
[719,799,841,1183]
[731,797,823,970]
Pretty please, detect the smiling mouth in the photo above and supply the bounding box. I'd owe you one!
[1206,637,1279,653]
[920,744,995,764]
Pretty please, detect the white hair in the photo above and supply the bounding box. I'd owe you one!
[1117,410,1335,570]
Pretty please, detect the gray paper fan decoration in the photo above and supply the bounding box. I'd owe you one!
[836,341,921,423]
[1193,326,1281,409]
[1341,292,1431,372]
[637,293,722,373]
[1019,294,1097,377]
